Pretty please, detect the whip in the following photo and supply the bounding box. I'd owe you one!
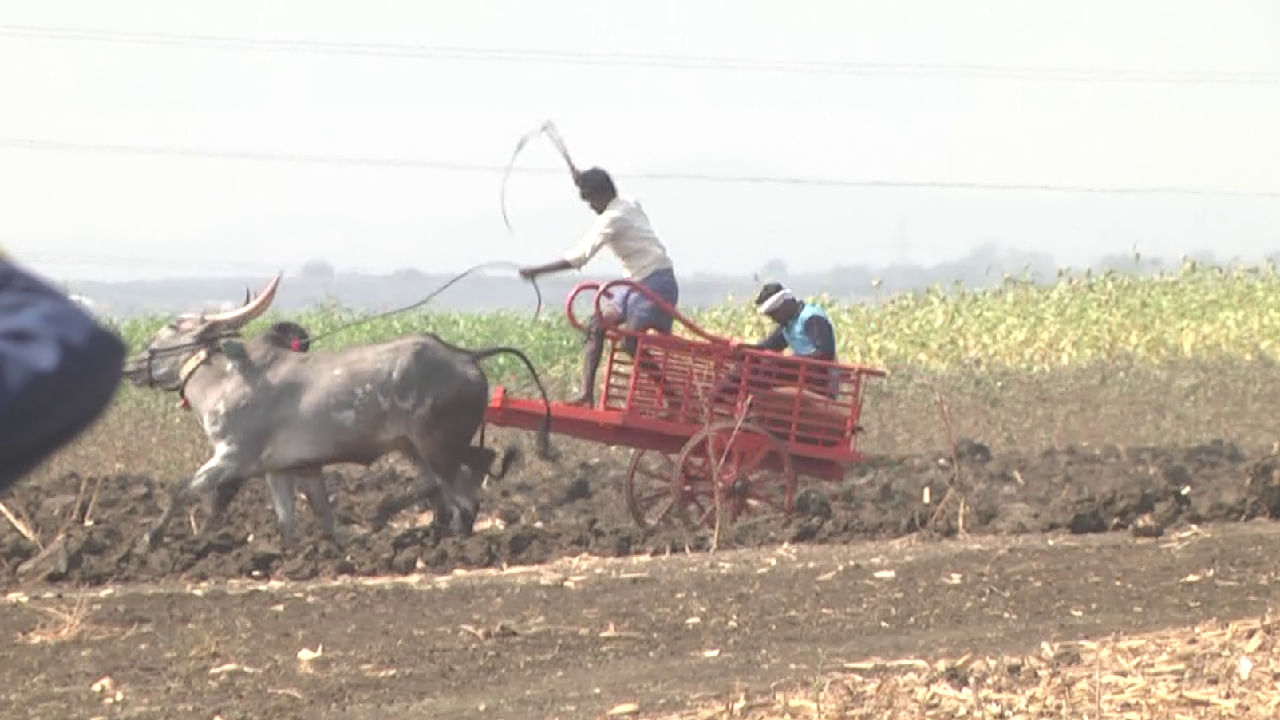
[500,120,581,234]
[306,261,543,346]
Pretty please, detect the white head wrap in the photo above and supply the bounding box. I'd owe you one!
[756,286,794,314]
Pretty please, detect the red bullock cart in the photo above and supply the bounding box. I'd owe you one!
[484,279,887,529]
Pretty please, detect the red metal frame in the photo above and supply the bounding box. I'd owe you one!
[485,279,887,480]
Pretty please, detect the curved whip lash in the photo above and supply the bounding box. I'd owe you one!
[307,260,543,346]
[500,120,580,234]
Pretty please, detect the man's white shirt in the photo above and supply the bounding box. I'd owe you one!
[563,196,674,279]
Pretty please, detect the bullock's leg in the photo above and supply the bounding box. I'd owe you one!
[456,461,491,532]
[417,465,456,537]
[203,475,248,533]
[429,459,477,538]
[143,481,186,549]
[403,450,472,538]
[144,447,244,549]
[265,472,299,548]
[463,445,498,489]
[369,458,445,531]
[459,443,518,511]
[493,445,520,481]
[407,385,489,537]
[299,473,344,549]
[470,444,520,484]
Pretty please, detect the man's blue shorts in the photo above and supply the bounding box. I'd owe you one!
[612,267,679,334]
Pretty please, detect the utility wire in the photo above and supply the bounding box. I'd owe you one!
[2,136,1277,200]
[2,23,1277,86]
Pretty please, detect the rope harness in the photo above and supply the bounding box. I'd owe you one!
[135,329,243,408]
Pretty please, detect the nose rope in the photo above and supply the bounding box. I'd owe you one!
[130,330,243,416]
[139,331,241,390]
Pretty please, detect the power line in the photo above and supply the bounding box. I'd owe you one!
[9,250,281,273]
[3,23,1277,86]
[0,137,513,172]
[3,136,1277,199]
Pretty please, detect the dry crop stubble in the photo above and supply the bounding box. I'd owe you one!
[664,610,1280,720]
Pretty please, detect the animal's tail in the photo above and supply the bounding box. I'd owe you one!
[468,345,555,461]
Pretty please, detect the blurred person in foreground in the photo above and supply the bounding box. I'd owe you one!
[0,250,126,492]
[519,167,680,407]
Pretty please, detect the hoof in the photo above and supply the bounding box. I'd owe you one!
[450,507,477,538]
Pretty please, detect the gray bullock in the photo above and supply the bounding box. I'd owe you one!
[122,274,553,549]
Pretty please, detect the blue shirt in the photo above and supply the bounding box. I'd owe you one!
[756,302,840,397]
[782,303,835,359]
[758,302,837,360]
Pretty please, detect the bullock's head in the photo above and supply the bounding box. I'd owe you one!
[123,274,282,390]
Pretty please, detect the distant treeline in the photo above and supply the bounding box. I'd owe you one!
[58,243,1270,318]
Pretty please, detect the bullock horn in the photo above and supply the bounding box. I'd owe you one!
[205,273,282,327]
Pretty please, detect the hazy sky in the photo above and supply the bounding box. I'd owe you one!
[1,1,1277,284]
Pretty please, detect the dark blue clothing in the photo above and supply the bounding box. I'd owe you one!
[613,267,679,333]
[0,261,125,491]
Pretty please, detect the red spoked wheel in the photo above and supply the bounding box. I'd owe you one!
[624,449,682,528]
[673,420,797,528]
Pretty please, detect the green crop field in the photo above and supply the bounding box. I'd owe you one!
[34,260,1280,482]
[109,260,1280,382]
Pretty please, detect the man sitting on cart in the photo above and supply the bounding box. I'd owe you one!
[718,281,842,402]
[519,167,680,407]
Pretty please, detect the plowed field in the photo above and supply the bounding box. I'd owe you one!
[4,359,1280,718]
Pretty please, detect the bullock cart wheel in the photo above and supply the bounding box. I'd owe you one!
[673,420,797,529]
[624,449,683,528]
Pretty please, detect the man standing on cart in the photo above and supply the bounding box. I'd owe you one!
[519,167,680,407]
